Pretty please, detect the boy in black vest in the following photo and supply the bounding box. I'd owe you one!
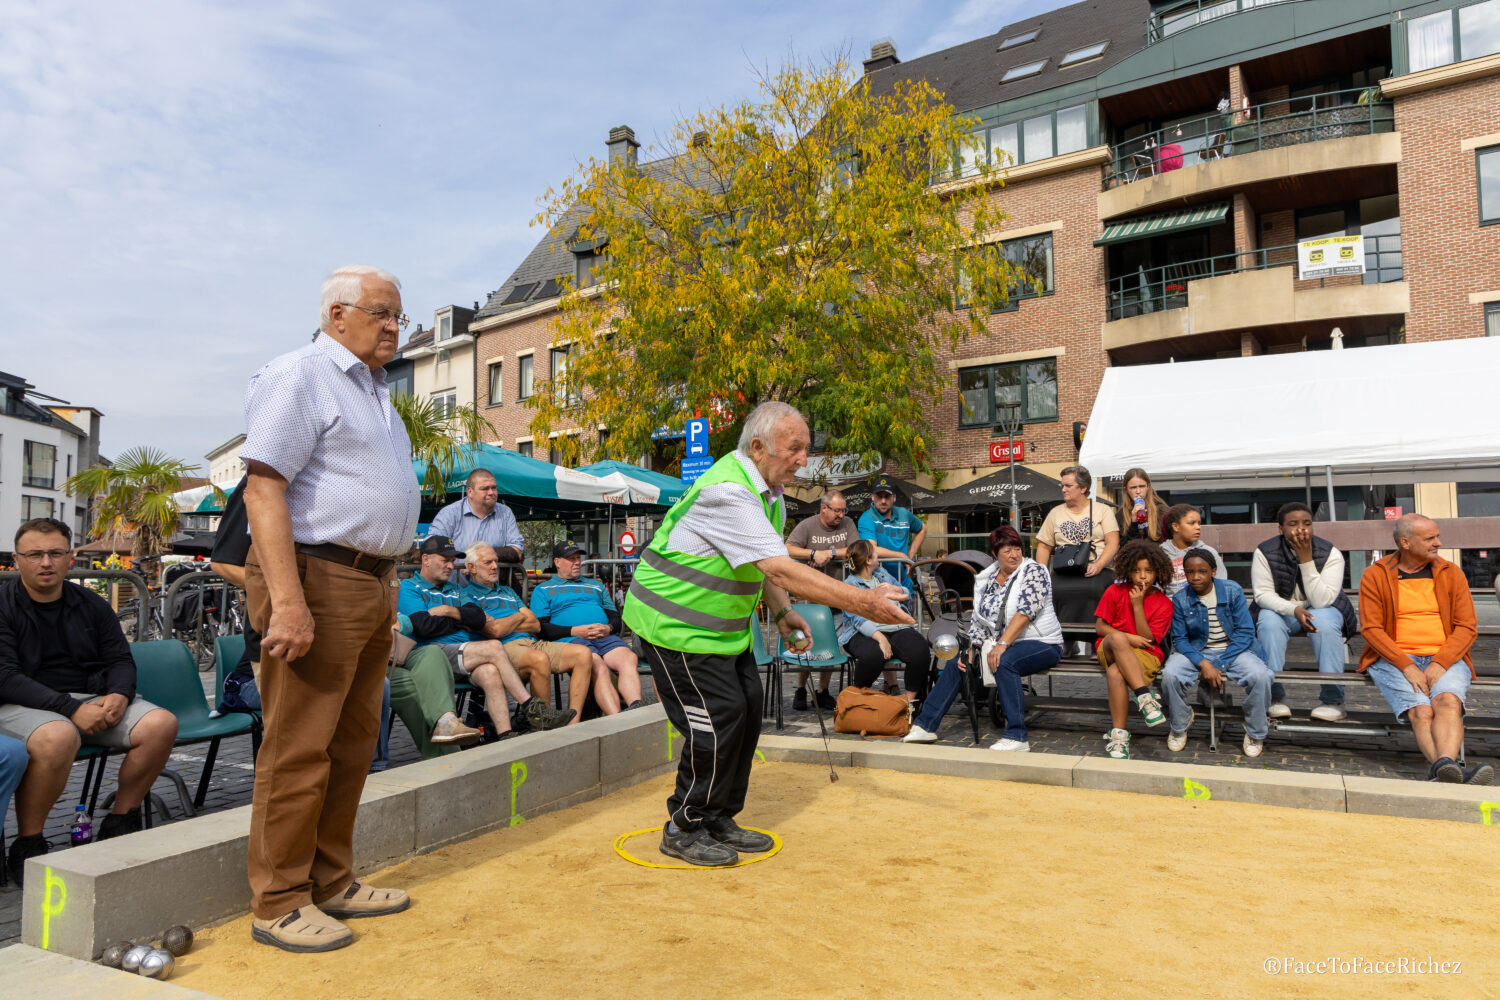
[1249,503,1357,721]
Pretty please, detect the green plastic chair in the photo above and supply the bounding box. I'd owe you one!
[213,633,263,759]
[132,640,256,810]
[774,604,850,730]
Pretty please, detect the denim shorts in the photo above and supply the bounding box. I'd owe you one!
[581,634,633,658]
[1365,655,1472,722]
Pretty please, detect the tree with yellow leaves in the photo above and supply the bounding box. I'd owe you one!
[529,53,1028,477]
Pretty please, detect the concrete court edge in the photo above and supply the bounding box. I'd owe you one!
[7,714,1497,994]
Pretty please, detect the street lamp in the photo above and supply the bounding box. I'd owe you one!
[997,401,1022,531]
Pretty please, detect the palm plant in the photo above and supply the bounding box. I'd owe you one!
[63,447,202,567]
[393,393,498,498]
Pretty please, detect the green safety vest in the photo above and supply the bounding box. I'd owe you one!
[623,452,784,654]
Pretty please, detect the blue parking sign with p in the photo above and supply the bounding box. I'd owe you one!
[686,417,709,458]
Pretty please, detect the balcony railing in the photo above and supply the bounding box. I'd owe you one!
[1106,235,1403,322]
[1104,88,1393,189]
[1146,0,1303,45]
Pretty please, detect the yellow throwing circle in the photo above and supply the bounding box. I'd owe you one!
[613,826,783,869]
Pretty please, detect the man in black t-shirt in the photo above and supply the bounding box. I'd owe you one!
[0,518,179,886]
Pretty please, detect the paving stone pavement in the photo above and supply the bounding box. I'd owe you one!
[5,641,1498,946]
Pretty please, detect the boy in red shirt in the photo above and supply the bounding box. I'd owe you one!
[1095,539,1175,759]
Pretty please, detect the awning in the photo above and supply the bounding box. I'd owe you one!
[1077,338,1500,478]
[913,465,1061,514]
[575,460,688,506]
[1093,201,1229,246]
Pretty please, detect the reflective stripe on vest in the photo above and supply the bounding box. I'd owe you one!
[622,452,783,654]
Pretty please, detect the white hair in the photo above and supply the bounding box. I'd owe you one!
[320,265,401,329]
[466,541,496,562]
[737,400,802,455]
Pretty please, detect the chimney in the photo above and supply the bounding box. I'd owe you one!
[863,39,899,75]
[607,125,639,168]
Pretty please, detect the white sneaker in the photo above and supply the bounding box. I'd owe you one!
[1310,704,1347,722]
[990,738,1030,752]
[1166,709,1194,752]
[1243,735,1265,757]
[902,724,937,744]
[1104,728,1130,759]
[1267,701,1291,719]
[1134,691,1166,727]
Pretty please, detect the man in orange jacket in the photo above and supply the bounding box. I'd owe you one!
[1357,514,1491,784]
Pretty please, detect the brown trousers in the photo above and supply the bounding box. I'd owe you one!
[245,549,392,920]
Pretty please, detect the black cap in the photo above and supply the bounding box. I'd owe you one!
[870,475,899,496]
[420,535,464,558]
[552,541,586,560]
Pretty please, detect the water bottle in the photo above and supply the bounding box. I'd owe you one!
[70,804,93,845]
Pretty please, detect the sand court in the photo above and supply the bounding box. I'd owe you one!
[167,762,1495,1000]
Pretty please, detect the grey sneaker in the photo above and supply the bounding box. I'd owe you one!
[523,697,576,730]
[704,817,774,853]
[660,823,738,866]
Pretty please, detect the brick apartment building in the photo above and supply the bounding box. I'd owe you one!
[460,0,1500,562]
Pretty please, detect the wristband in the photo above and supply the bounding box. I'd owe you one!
[773,606,792,625]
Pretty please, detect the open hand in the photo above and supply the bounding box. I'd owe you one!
[1126,633,1152,650]
[1402,665,1430,696]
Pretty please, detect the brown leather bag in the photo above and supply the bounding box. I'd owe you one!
[833,686,911,737]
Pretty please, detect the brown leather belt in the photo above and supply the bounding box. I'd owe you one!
[295,543,395,578]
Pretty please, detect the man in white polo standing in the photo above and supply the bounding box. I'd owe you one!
[241,265,421,952]
[624,401,912,866]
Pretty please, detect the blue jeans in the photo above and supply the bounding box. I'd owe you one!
[1161,650,1274,740]
[1257,608,1345,705]
[1365,656,1473,722]
[0,733,27,828]
[914,640,1060,739]
[370,677,392,772]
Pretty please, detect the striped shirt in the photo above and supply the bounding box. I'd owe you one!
[428,497,523,555]
[661,450,786,568]
[241,334,420,557]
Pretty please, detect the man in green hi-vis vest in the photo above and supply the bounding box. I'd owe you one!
[624,401,913,866]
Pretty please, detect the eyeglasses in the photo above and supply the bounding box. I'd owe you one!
[340,303,410,330]
[821,503,848,514]
[17,549,70,563]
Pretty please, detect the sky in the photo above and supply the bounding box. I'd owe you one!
[1,0,1054,470]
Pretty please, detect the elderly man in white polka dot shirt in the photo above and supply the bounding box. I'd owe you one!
[239,265,421,954]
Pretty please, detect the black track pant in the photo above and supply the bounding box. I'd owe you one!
[845,627,932,692]
[638,639,762,832]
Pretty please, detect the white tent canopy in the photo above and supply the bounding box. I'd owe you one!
[1078,337,1500,479]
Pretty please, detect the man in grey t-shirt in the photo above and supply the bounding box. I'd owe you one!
[784,490,859,710]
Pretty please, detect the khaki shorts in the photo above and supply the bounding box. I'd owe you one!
[0,694,165,750]
[1096,645,1163,683]
[503,636,575,672]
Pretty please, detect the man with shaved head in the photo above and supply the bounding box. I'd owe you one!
[1358,514,1490,784]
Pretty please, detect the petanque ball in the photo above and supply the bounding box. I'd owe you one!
[99,941,133,967]
[137,948,175,979]
[932,633,960,661]
[121,944,153,971]
[163,924,194,956]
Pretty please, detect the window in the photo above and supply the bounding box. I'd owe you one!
[437,314,452,341]
[517,441,534,458]
[432,391,456,420]
[957,358,1059,428]
[23,441,55,489]
[1296,197,1403,284]
[1001,59,1046,82]
[996,233,1055,308]
[575,249,600,288]
[550,346,579,406]
[518,355,534,400]
[22,496,52,520]
[1000,29,1039,48]
[1407,0,1500,73]
[1060,41,1108,66]
[487,362,504,406]
[598,427,610,453]
[968,105,1088,171]
[1480,146,1500,224]
[437,347,451,365]
[1487,302,1500,336]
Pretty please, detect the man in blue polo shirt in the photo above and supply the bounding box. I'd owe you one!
[858,476,926,594]
[531,542,647,713]
[461,541,592,725]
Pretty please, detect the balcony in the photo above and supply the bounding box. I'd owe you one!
[1102,237,1408,353]
[1106,235,1401,322]
[1145,0,1302,45]
[1103,88,1393,191]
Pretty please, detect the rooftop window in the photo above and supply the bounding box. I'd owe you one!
[1060,41,1108,66]
[999,29,1039,48]
[1000,59,1047,82]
